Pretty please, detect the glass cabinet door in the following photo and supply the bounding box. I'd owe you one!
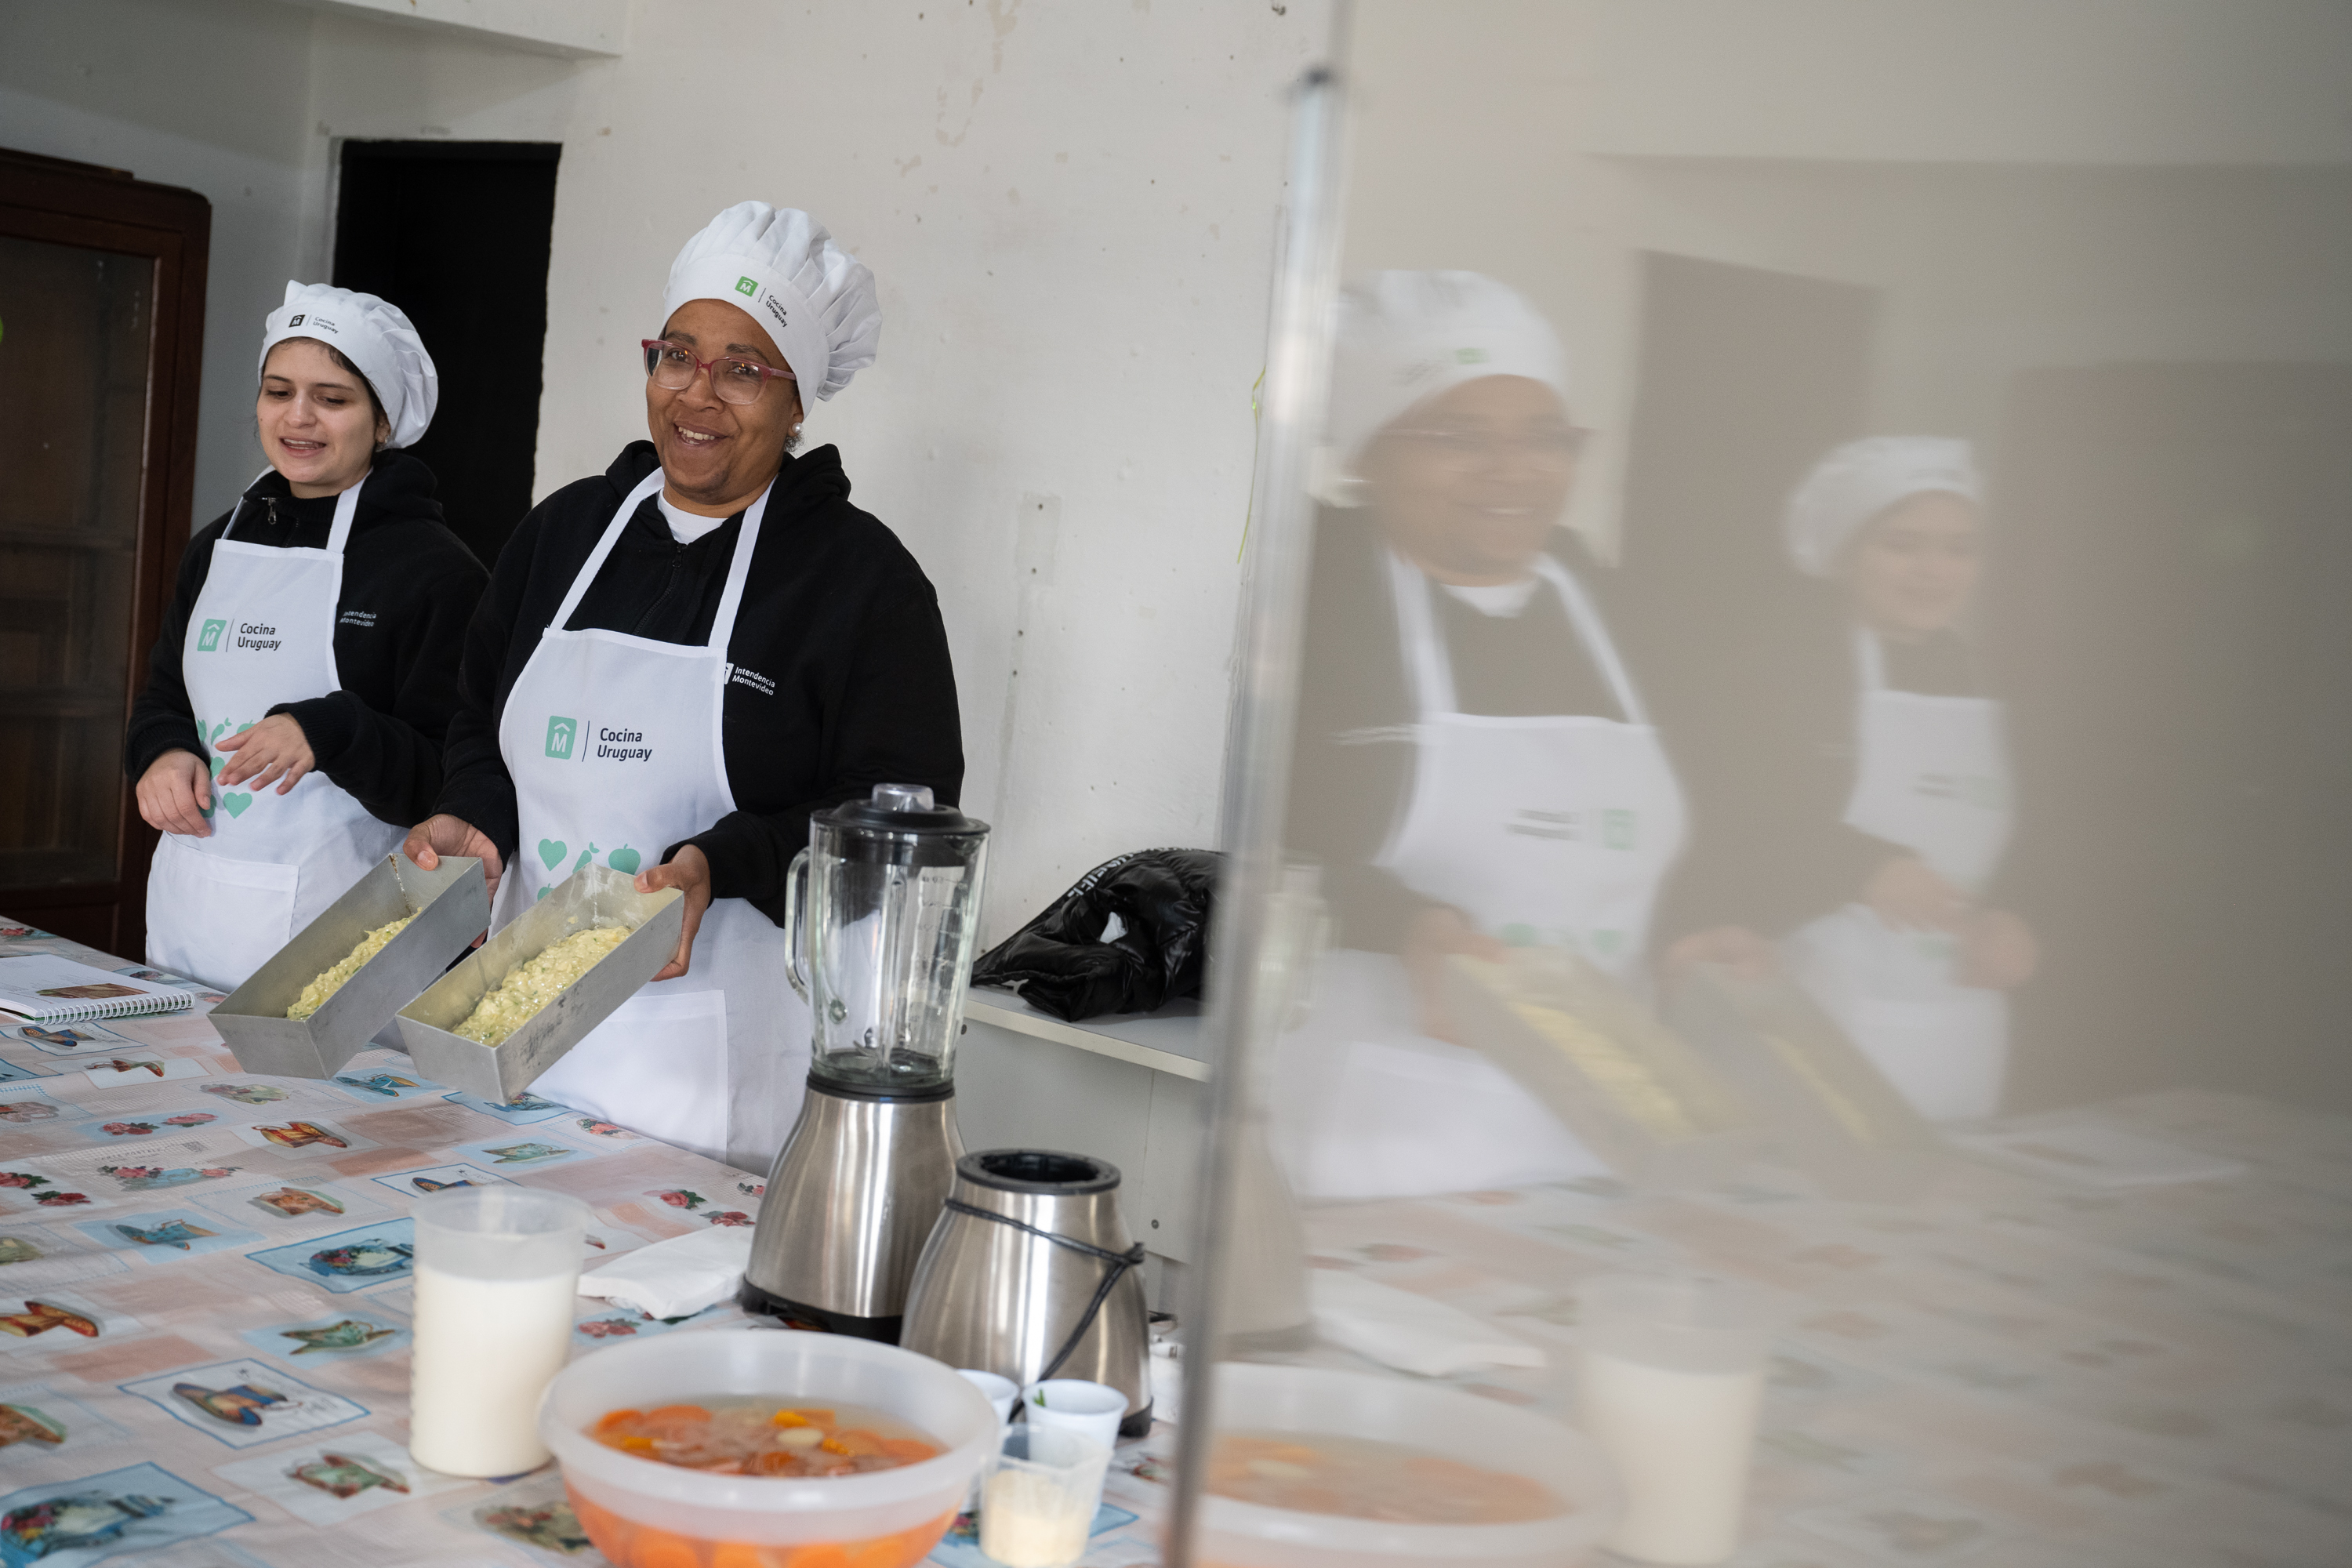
[0,234,153,898]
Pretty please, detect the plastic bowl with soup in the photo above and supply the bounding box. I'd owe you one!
[539,1331,997,1568]
[1192,1363,1620,1568]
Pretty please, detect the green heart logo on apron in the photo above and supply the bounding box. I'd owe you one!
[220,793,253,818]
[538,839,567,870]
[608,845,641,874]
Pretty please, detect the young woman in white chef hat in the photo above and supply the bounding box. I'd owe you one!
[405,202,962,1173]
[1671,437,2037,1120]
[126,285,485,993]
[1270,270,1689,1199]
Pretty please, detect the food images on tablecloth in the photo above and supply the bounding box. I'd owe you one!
[412,1176,473,1192]
[589,1402,942,1477]
[0,1102,59,1127]
[122,1359,367,1450]
[98,1122,159,1138]
[13,1024,125,1054]
[99,1163,239,1193]
[254,1121,347,1150]
[704,1210,753,1227]
[445,1091,568,1124]
[577,1118,628,1138]
[0,1302,96,1340]
[0,1403,64,1450]
[650,1188,706,1210]
[281,1319,396,1355]
[292,1450,409,1500]
[332,1071,424,1099]
[478,1142,573,1166]
[78,1210,259,1265]
[474,1497,593,1555]
[371,1164,512,1200]
[0,1462,254,1561]
[114,1220,218,1250]
[0,1241,37,1268]
[173,1380,287,1427]
[287,916,416,1021]
[453,925,630,1046]
[217,1432,466,1526]
[249,1186,344,1219]
[0,1061,38,1084]
[307,1239,415,1279]
[1203,1432,1567,1525]
[199,1083,288,1105]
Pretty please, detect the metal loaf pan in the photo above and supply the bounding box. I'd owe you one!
[1445,948,1762,1192]
[394,862,682,1104]
[211,854,489,1080]
[1666,964,1950,1203]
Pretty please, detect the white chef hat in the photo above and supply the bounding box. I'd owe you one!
[259,282,438,448]
[662,201,880,405]
[1783,436,1984,577]
[1325,270,1571,473]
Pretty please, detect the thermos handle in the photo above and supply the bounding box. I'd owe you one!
[782,848,812,1003]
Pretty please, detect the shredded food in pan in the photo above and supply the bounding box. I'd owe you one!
[453,926,630,1045]
[286,916,416,1020]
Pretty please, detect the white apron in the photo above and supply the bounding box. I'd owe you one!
[146,479,401,992]
[1273,552,1687,1199]
[1783,629,2015,1121]
[495,470,806,1172]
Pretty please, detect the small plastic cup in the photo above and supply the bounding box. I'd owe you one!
[1021,1377,1126,1451]
[1576,1273,1777,1566]
[979,1425,1109,1568]
[958,1369,1019,1426]
[408,1185,593,1477]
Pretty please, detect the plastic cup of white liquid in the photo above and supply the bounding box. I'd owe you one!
[1576,1273,1777,1566]
[957,1368,1019,1426]
[979,1424,1110,1568]
[1021,1377,1126,1451]
[408,1185,593,1477]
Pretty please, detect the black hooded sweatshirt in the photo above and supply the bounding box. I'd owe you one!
[432,441,964,925]
[124,450,488,826]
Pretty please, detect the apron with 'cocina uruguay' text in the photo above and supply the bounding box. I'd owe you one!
[147,478,402,992]
[495,469,807,1171]
[1275,551,1688,1200]
[1783,628,2016,1122]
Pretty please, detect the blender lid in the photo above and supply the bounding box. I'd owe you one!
[820,782,990,837]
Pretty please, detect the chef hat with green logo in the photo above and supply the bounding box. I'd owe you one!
[1324,270,1572,482]
[260,281,439,448]
[662,201,881,405]
[1783,436,1984,578]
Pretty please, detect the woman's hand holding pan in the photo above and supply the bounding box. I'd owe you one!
[633,845,712,982]
[403,815,506,910]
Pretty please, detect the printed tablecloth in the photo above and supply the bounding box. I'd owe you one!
[2,917,2344,1567]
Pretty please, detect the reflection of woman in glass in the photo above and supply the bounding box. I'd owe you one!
[1679,438,2034,1120]
[1274,272,1686,1197]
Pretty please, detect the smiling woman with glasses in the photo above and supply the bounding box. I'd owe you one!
[403,201,964,1171]
[1269,270,1693,1202]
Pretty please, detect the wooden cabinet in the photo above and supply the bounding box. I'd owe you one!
[0,149,209,957]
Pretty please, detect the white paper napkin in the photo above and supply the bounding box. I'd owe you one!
[576,1227,754,1319]
[1309,1269,1544,1377]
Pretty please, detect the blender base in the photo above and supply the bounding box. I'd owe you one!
[735,1278,902,1343]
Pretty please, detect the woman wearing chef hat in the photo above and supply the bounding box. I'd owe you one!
[1270,270,1687,1198]
[1762,437,2036,1120]
[405,202,961,1171]
[125,284,485,993]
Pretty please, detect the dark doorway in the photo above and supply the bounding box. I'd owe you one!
[1997,362,2352,1113]
[333,140,560,570]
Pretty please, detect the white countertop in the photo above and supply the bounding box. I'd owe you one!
[963,985,1210,1080]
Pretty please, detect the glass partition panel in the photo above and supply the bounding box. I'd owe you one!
[1173,5,2352,1566]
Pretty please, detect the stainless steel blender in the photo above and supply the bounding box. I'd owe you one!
[740,784,990,1340]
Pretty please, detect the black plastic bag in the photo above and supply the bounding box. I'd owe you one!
[971,848,1222,1022]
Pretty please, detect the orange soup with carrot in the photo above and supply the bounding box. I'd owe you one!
[1207,1432,1566,1525]
[590,1400,941,1478]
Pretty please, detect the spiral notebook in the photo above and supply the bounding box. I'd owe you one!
[0,955,196,1022]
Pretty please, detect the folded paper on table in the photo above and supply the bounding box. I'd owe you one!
[574,1226,754,1319]
[1308,1269,1544,1377]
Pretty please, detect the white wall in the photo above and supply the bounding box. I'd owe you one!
[1339,0,2352,552]
[0,0,331,523]
[5,0,1334,937]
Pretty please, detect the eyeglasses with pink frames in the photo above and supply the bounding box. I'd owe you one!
[641,339,797,405]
